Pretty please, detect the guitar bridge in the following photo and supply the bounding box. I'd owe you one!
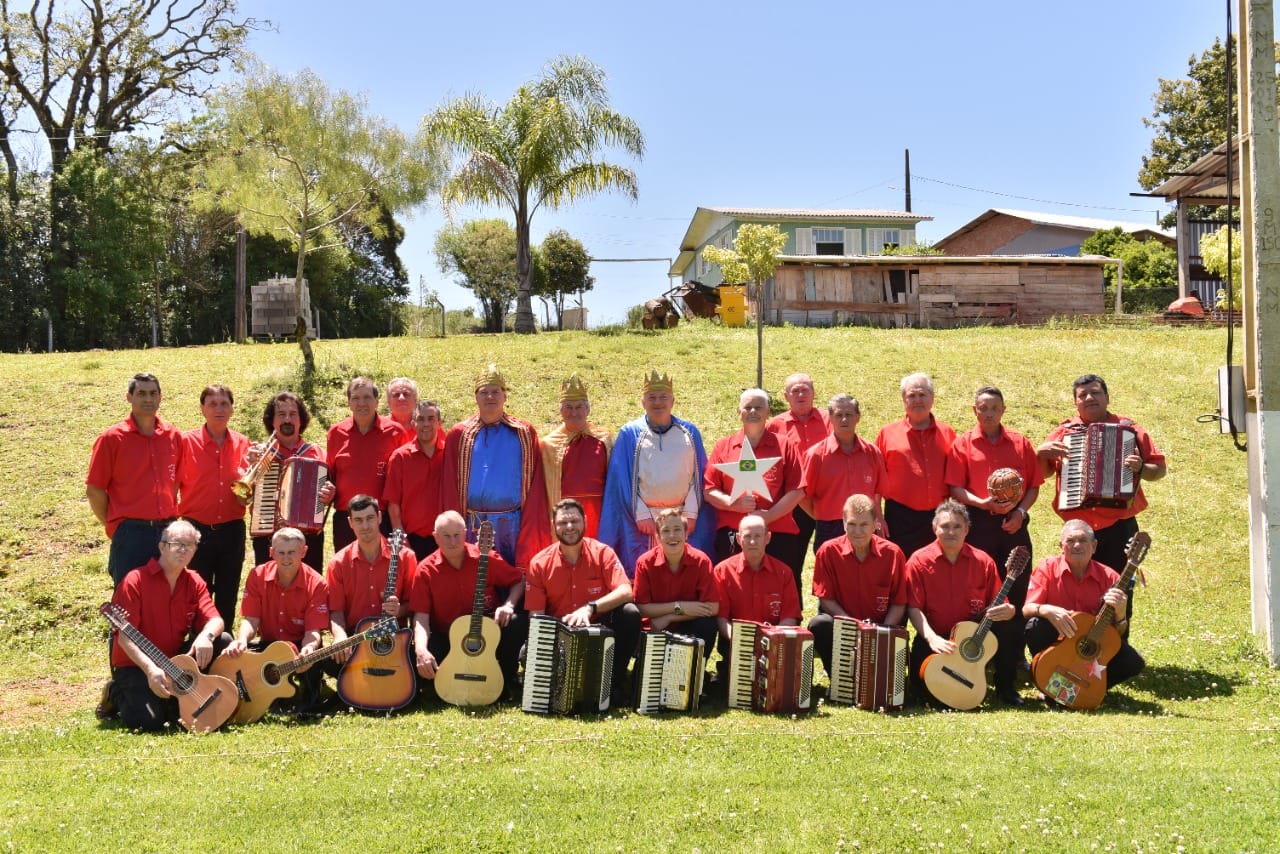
[940,666,975,689]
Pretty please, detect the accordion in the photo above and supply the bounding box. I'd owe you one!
[634,631,704,714]
[250,456,329,537]
[728,620,813,713]
[851,621,908,711]
[1058,423,1138,511]
[521,615,614,715]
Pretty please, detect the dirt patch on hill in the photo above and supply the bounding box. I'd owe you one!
[0,677,89,728]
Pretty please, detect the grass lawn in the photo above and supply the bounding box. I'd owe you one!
[0,321,1276,851]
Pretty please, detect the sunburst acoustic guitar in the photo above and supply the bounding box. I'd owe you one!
[336,529,417,711]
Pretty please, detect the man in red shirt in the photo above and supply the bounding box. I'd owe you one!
[876,373,956,561]
[705,388,806,596]
[86,372,182,586]
[326,495,416,666]
[712,515,803,687]
[410,510,526,700]
[801,393,887,554]
[633,507,720,661]
[768,373,831,558]
[526,499,640,704]
[249,391,334,567]
[178,384,251,627]
[327,377,409,553]
[1023,520,1144,700]
[807,495,906,682]
[945,385,1043,702]
[105,520,225,731]
[540,373,611,539]
[385,377,419,433]
[385,400,448,560]
[906,500,1015,704]
[222,526,331,714]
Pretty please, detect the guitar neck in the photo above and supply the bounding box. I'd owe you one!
[382,530,405,602]
[112,618,191,692]
[1086,535,1150,642]
[281,622,390,676]
[969,547,1029,645]
[469,550,491,635]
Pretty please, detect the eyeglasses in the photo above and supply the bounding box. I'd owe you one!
[163,541,197,551]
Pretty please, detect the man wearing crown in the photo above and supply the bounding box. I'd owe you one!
[540,374,612,540]
[598,370,717,576]
[440,365,551,570]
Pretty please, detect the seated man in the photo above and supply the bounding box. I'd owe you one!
[221,527,331,714]
[807,494,906,682]
[905,500,1016,704]
[105,520,226,731]
[1023,520,1144,701]
[410,511,526,701]
[712,515,803,687]
[526,499,641,705]
[633,507,720,662]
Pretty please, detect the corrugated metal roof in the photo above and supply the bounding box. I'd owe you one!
[986,208,1172,237]
[704,206,930,222]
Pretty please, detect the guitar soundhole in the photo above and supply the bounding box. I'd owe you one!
[1077,638,1099,659]
[263,663,281,686]
[463,635,485,656]
[958,638,982,663]
[371,637,393,656]
[174,669,196,696]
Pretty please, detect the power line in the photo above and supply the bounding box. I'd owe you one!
[910,173,1164,214]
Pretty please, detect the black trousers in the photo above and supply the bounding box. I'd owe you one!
[110,632,231,731]
[1090,516,1141,626]
[812,519,844,554]
[107,518,171,587]
[406,533,439,563]
[967,509,1034,690]
[1026,616,1144,690]
[884,499,935,561]
[187,519,246,629]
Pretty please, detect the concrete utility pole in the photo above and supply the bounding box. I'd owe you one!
[1241,0,1280,664]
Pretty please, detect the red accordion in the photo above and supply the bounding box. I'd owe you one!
[1058,423,1138,510]
[276,457,329,534]
[727,620,813,713]
[852,623,908,712]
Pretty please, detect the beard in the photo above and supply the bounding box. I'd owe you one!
[556,528,584,547]
[277,423,297,438]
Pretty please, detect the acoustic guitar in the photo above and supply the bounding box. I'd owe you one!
[337,529,417,711]
[210,619,398,723]
[1032,532,1151,710]
[99,603,239,733]
[920,546,1031,711]
[435,521,505,706]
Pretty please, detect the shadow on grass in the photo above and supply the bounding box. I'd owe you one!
[1131,662,1239,701]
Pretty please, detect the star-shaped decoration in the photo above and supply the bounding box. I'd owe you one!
[1087,658,1108,680]
[713,438,781,503]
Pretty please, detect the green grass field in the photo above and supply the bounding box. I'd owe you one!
[1,321,1276,852]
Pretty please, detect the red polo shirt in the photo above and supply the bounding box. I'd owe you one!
[240,560,330,646]
[713,552,803,624]
[408,542,522,628]
[905,541,1000,638]
[326,415,409,510]
[768,408,830,452]
[382,434,447,536]
[812,535,906,624]
[86,415,182,537]
[705,429,805,533]
[326,537,417,627]
[525,538,629,619]
[110,559,220,669]
[633,544,720,606]
[944,424,1044,500]
[1027,555,1120,613]
[876,416,956,512]
[802,434,887,521]
[177,426,251,525]
[1044,414,1166,531]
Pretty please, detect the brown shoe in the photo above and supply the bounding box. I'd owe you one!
[95,680,116,720]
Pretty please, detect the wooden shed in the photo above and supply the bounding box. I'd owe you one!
[758,255,1109,328]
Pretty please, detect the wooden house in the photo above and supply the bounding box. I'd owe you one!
[934,209,1174,256]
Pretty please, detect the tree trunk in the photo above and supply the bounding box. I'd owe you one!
[513,200,536,334]
[294,228,315,376]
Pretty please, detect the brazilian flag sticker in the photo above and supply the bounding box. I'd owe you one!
[740,460,757,472]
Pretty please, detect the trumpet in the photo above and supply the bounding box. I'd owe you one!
[231,432,280,502]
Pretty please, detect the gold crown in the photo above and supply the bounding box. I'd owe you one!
[643,370,673,394]
[474,364,507,391]
[560,372,589,402]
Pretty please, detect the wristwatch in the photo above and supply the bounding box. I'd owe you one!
[587,601,598,617]
[672,601,683,616]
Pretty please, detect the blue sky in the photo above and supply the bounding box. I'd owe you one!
[243,0,1247,324]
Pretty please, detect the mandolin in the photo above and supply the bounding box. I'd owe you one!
[99,603,238,733]
[1032,533,1151,710]
[337,529,417,711]
[920,546,1031,711]
[435,521,505,707]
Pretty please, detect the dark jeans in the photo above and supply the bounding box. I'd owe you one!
[187,519,246,629]
[108,518,171,587]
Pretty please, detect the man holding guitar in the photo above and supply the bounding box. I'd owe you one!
[1023,520,1144,702]
[410,511,526,702]
[106,520,227,731]
[905,500,1014,705]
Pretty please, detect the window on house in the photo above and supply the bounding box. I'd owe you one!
[812,227,845,255]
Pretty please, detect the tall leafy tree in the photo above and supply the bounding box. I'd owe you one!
[535,229,593,330]
[435,218,518,332]
[424,54,643,334]
[196,65,439,372]
[704,223,787,387]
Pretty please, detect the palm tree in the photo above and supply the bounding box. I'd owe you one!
[424,55,644,333]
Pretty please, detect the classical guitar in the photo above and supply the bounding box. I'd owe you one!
[337,529,417,711]
[435,521,505,707]
[1032,532,1151,710]
[99,603,239,733]
[210,619,398,723]
[920,546,1031,711]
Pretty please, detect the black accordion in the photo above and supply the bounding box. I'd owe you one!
[633,630,705,714]
[521,615,615,715]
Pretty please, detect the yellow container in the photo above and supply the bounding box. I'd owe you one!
[716,284,747,327]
